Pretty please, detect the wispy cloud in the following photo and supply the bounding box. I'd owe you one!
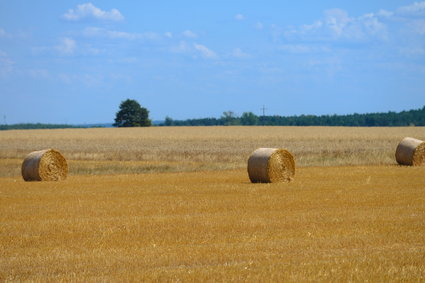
[170,42,218,59]
[169,41,192,54]
[255,22,264,30]
[381,2,425,40]
[63,2,124,21]
[260,1,425,62]
[324,9,351,37]
[194,43,218,59]
[182,30,197,38]
[83,27,136,40]
[279,44,330,54]
[277,2,425,44]
[0,27,29,39]
[231,48,250,58]
[281,8,388,42]
[377,9,394,18]
[397,1,425,17]
[324,8,387,40]
[56,38,76,55]
[235,14,245,21]
[82,27,160,40]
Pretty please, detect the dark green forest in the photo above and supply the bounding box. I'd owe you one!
[1,106,424,130]
[163,106,425,127]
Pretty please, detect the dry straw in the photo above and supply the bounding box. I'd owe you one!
[395,137,425,166]
[247,148,295,183]
[21,149,68,181]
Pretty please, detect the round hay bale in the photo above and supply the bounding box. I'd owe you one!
[247,148,295,183]
[21,149,68,181]
[395,137,425,166]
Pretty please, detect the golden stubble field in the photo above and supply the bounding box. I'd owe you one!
[1,126,425,281]
[1,126,425,177]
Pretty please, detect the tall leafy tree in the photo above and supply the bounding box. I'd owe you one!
[221,111,239,125]
[240,112,258,125]
[114,99,151,127]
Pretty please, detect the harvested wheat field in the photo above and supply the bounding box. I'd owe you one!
[1,126,425,281]
[1,126,425,177]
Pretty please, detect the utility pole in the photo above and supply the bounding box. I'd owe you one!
[261,105,266,116]
[260,105,267,126]
[3,115,6,125]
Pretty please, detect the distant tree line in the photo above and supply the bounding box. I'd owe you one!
[162,106,425,127]
[0,123,82,131]
[2,106,424,130]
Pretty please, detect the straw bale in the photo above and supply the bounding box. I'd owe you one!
[395,137,425,166]
[21,149,68,181]
[247,148,295,183]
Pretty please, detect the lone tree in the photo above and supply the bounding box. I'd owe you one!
[114,99,151,127]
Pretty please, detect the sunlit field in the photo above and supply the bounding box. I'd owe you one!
[1,126,425,177]
[1,126,425,281]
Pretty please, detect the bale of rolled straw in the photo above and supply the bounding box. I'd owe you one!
[247,148,295,183]
[395,137,425,166]
[21,149,68,181]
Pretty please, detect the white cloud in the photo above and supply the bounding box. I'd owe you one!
[302,21,323,32]
[63,2,123,21]
[397,1,425,17]
[255,22,264,30]
[282,8,388,42]
[82,27,160,40]
[0,28,6,37]
[164,32,173,38]
[360,13,387,37]
[182,30,197,38]
[170,41,218,59]
[324,9,353,37]
[139,32,162,41]
[109,30,142,40]
[170,41,191,53]
[193,43,218,59]
[235,14,245,21]
[280,44,330,54]
[377,9,394,18]
[108,30,140,40]
[56,38,76,55]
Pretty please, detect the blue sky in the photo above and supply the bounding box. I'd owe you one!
[1,1,424,124]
